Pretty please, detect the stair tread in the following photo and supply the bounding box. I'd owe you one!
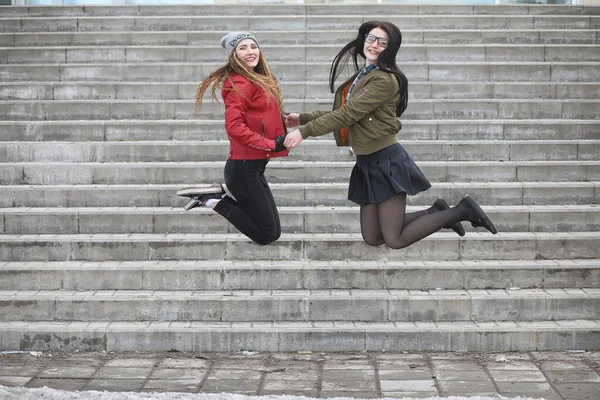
[2,288,599,297]
[2,259,599,267]
[1,320,597,329]
[2,204,598,212]
[1,232,598,239]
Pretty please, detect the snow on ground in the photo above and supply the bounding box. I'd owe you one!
[0,385,546,400]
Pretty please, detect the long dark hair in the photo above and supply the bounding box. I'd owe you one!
[329,20,408,117]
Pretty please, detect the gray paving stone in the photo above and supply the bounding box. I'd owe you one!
[321,380,377,391]
[489,369,547,382]
[157,358,210,369]
[26,378,88,390]
[262,379,318,390]
[0,376,32,386]
[260,390,319,397]
[439,379,498,394]
[321,391,378,398]
[380,379,437,392]
[0,365,44,377]
[263,369,319,380]
[553,382,600,400]
[208,369,261,380]
[322,369,375,381]
[143,379,200,392]
[93,366,153,379]
[382,392,441,399]
[84,378,146,392]
[103,358,156,368]
[378,369,434,380]
[545,370,600,383]
[37,366,97,379]
[496,381,556,395]
[151,368,205,380]
[201,379,260,392]
[435,370,490,380]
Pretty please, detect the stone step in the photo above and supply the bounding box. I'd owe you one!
[1,29,598,47]
[2,120,597,141]
[0,159,600,185]
[0,232,598,261]
[2,4,598,18]
[3,81,599,100]
[1,140,597,163]
[1,319,598,352]
[3,44,600,63]
[1,288,598,323]
[2,99,599,121]
[1,161,597,185]
[1,15,598,33]
[2,259,598,291]
[2,205,597,235]
[1,182,597,208]
[1,61,598,82]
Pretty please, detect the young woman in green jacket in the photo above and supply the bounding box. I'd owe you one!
[284,21,497,249]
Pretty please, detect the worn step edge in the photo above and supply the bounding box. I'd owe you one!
[1,205,598,235]
[0,232,598,262]
[1,182,598,208]
[1,320,598,352]
[2,259,598,290]
[1,288,598,323]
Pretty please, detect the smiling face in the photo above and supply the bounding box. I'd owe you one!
[363,27,389,66]
[235,38,260,69]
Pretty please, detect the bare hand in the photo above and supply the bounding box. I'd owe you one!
[285,113,300,128]
[283,129,304,150]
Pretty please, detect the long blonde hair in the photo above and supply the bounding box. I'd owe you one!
[194,50,284,115]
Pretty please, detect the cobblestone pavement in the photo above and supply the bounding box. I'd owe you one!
[0,351,599,399]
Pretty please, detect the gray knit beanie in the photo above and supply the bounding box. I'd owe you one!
[220,31,260,58]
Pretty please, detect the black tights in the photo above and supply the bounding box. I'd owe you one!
[213,159,281,246]
[360,193,466,249]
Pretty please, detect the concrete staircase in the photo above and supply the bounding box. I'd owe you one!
[1,3,599,353]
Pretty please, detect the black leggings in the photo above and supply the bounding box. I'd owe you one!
[213,159,281,245]
[360,193,466,249]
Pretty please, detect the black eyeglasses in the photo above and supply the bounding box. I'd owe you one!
[364,34,389,48]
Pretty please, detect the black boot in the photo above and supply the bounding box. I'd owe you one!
[458,194,497,234]
[432,198,466,237]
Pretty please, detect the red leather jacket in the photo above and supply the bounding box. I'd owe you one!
[222,73,288,160]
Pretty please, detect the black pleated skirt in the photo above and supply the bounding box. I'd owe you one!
[348,143,431,206]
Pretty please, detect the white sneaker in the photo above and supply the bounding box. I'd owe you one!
[177,183,224,198]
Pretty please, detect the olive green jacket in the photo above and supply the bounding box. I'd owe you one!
[298,69,402,156]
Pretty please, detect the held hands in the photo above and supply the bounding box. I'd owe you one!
[274,133,287,152]
[285,113,300,128]
[283,130,304,150]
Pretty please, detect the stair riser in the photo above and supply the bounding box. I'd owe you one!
[2,209,598,235]
[2,265,598,291]
[2,142,596,162]
[1,235,598,261]
[1,30,598,46]
[2,325,599,352]
[1,162,597,185]
[2,296,598,322]
[3,46,600,63]
[3,82,600,101]
[1,15,598,34]
[2,4,598,17]
[2,63,599,82]
[2,122,598,141]
[2,99,599,121]
[1,184,597,208]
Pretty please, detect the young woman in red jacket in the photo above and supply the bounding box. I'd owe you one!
[177,32,288,245]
